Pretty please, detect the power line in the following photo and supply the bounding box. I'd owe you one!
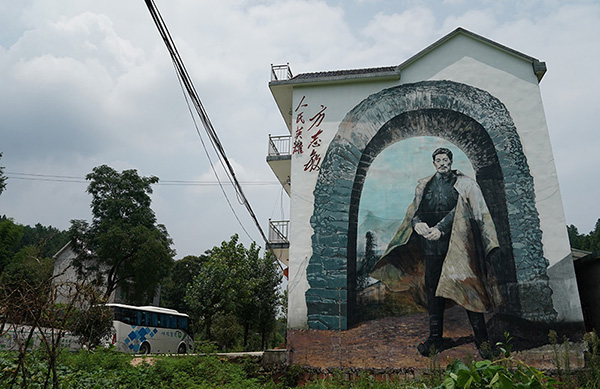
[168,41,254,243]
[143,0,273,250]
[5,172,279,186]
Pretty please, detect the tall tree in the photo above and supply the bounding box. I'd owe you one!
[185,254,232,340]
[251,251,283,350]
[0,217,24,273]
[20,223,69,258]
[586,219,600,252]
[568,219,600,252]
[0,152,6,196]
[568,224,585,250]
[185,235,282,349]
[161,255,207,313]
[69,165,175,304]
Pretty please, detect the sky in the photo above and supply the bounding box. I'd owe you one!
[0,0,598,259]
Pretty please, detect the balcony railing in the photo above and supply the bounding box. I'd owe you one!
[268,219,289,244]
[271,63,293,81]
[268,134,291,157]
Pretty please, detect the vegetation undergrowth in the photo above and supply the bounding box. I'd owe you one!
[0,346,266,388]
[4,330,600,388]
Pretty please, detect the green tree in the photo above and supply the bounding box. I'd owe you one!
[185,254,231,340]
[210,313,243,351]
[0,245,110,388]
[2,246,54,289]
[588,219,600,252]
[232,241,263,349]
[567,224,583,249]
[0,217,24,273]
[69,299,115,348]
[568,219,600,252]
[0,246,55,328]
[161,255,207,313]
[0,152,6,196]
[245,251,282,350]
[185,235,283,350]
[69,165,175,304]
[20,223,69,259]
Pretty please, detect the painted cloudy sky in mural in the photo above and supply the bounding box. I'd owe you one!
[0,0,598,258]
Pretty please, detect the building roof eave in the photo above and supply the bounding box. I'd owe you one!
[269,66,401,88]
[398,27,547,82]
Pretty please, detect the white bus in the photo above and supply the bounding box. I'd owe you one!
[104,303,193,354]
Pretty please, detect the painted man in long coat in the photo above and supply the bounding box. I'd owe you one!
[370,147,503,357]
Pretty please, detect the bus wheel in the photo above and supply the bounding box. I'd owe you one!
[139,342,151,354]
[177,343,186,354]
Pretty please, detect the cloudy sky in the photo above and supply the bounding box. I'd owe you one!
[0,0,598,259]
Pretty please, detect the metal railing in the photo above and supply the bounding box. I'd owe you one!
[268,134,291,157]
[268,219,289,244]
[271,63,293,81]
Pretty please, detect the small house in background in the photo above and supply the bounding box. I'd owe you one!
[266,27,585,368]
[52,242,160,306]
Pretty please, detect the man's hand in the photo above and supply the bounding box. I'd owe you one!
[424,227,442,241]
[414,222,431,236]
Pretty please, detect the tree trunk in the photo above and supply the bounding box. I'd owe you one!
[261,331,267,351]
[205,315,212,340]
[243,323,250,350]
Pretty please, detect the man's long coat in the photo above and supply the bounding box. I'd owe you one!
[369,171,504,313]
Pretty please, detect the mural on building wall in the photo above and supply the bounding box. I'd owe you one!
[306,81,562,348]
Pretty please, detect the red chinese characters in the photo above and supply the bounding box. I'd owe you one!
[292,95,327,172]
[292,96,307,155]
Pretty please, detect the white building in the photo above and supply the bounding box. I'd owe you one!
[266,28,583,366]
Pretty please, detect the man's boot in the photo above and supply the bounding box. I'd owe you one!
[467,311,493,359]
[418,298,445,357]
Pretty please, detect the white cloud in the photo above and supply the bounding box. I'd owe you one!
[0,0,598,256]
[354,7,438,67]
[440,9,498,34]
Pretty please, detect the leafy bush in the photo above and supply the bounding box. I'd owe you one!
[60,346,131,372]
[437,332,560,389]
[60,349,262,388]
[582,330,600,388]
[68,304,115,348]
[438,358,559,388]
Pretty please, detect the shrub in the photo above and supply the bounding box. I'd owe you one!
[437,332,560,389]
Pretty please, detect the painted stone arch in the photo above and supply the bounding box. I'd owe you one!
[306,80,556,331]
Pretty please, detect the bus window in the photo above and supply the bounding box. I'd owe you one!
[111,307,121,322]
[179,317,188,330]
[126,310,136,326]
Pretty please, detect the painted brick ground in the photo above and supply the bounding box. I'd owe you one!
[287,306,585,370]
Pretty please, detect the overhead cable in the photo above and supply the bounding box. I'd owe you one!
[5,172,278,186]
[143,0,273,249]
